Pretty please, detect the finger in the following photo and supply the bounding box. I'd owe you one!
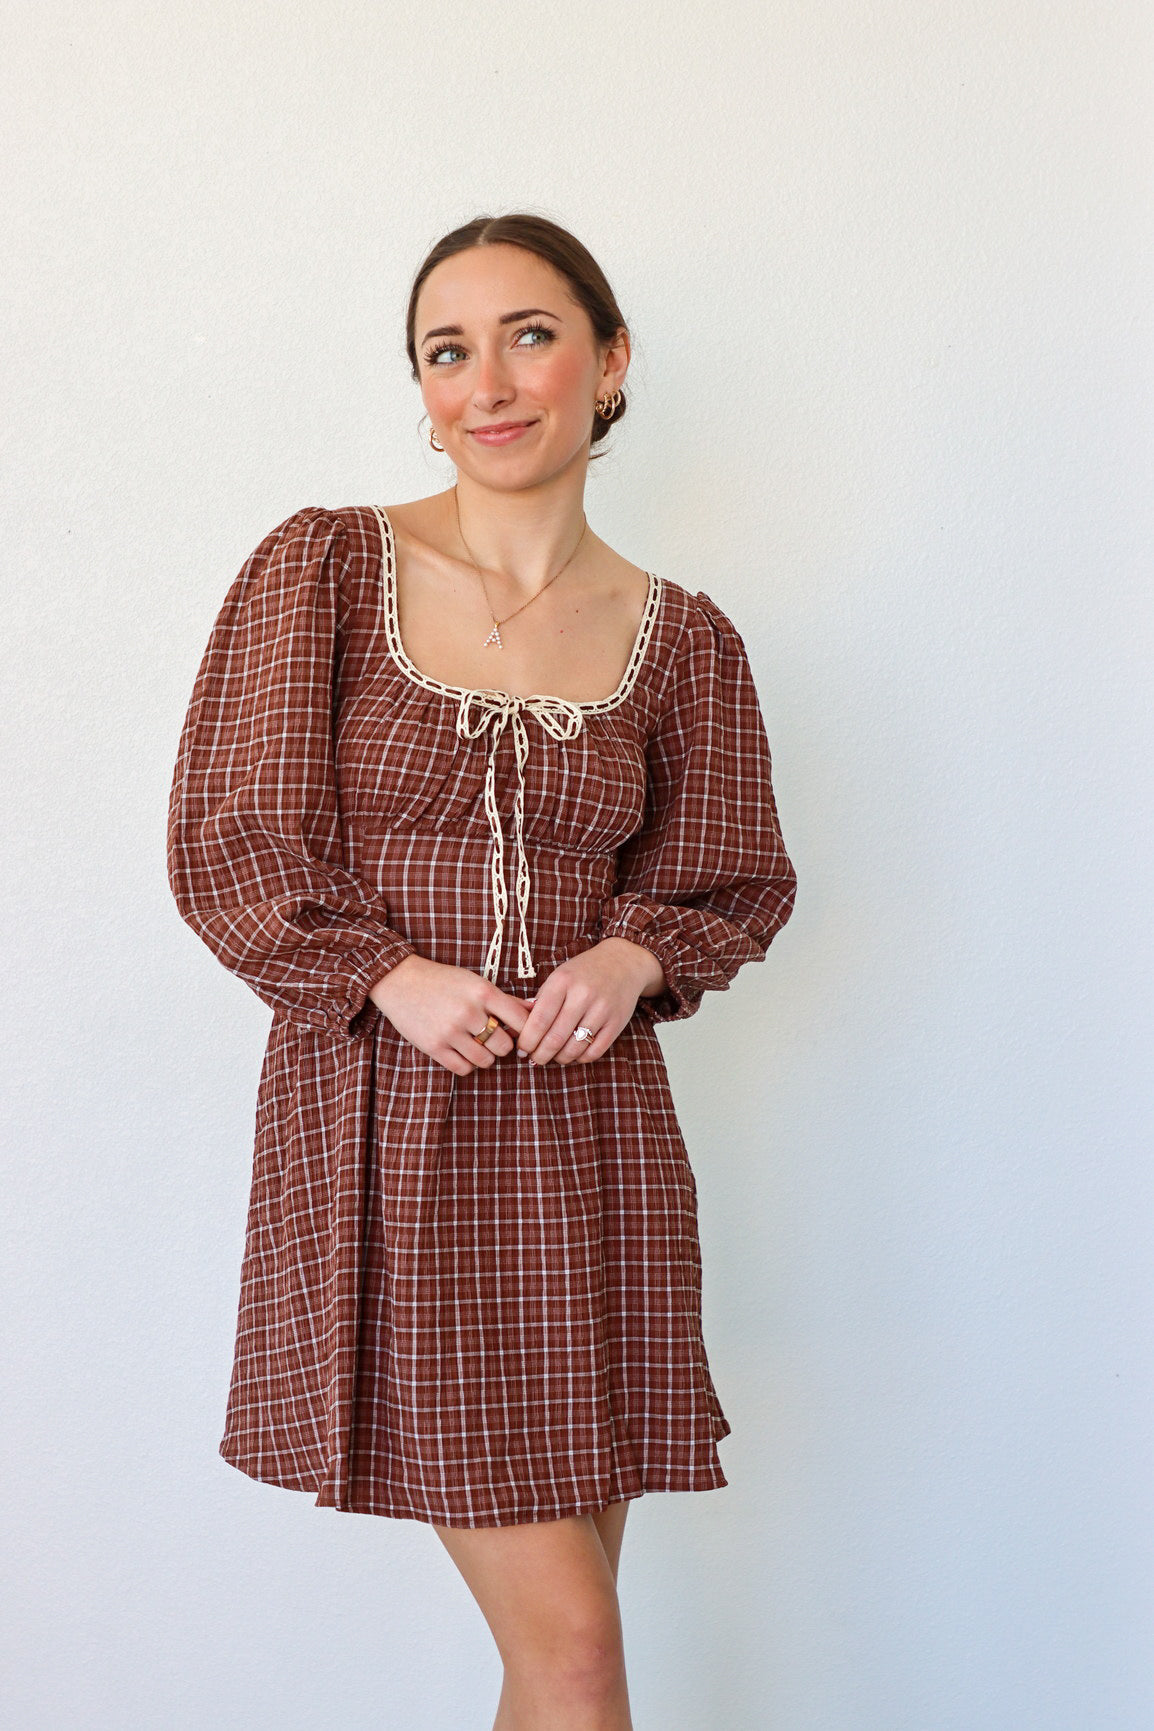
[515,988,568,1058]
[459,1046,494,1072]
[517,981,588,1052]
[484,990,534,1036]
[526,998,596,1067]
[464,1007,516,1050]
[573,1023,617,1063]
[518,1003,574,1062]
[555,1022,610,1065]
[454,1020,517,1069]
[550,1018,589,1065]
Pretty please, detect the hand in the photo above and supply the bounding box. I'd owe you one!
[515,938,666,1067]
[368,955,531,1077]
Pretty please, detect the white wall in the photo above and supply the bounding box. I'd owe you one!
[3,3,1151,1727]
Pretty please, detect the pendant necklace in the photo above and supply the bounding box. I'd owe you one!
[452,484,589,648]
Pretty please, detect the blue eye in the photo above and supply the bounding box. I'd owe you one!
[421,322,556,369]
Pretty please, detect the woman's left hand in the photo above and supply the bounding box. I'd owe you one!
[515,937,666,1066]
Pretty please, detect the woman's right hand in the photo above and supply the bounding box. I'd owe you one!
[368,954,532,1076]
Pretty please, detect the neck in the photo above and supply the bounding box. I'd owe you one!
[446,475,591,592]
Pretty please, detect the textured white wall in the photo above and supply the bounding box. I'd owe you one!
[3,3,1151,1727]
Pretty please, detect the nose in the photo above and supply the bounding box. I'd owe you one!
[472,344,514,410]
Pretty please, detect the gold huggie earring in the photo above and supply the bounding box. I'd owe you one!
[595,390,622,420]
[428,422,445,452]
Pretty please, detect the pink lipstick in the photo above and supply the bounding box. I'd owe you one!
[469,421,536,446]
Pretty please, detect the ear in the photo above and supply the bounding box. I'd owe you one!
[598,327,631,394]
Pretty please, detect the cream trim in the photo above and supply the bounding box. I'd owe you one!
[366,503,663,986]
[368,503,663,713]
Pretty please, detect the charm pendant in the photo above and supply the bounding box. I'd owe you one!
[483,622,503,648]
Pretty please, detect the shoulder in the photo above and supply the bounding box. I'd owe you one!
[211,507,385,642]
[241,504,385,563]
[654,575,752,661]
[236,503,390,591]
[638,577,767,740]
[223,508,346,606]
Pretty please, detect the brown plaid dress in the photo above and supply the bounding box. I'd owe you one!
[167,503,796,1527]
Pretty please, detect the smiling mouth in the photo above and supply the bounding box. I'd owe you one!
[469,420,536,434]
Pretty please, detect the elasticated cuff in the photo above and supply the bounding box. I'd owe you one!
[598,897,706,1026]
[329,933,419,1039]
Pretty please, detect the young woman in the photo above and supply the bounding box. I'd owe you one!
[167,212,797,1730]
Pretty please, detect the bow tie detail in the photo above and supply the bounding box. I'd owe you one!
[455,690,586,983]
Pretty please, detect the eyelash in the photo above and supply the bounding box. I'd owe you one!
[422,321,556,368]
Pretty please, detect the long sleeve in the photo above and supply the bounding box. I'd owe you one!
[599,589,797,1025]
[166,506,417,1039]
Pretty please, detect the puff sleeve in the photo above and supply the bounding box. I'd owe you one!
[166,507,417,1039]
[598,589,797,1025]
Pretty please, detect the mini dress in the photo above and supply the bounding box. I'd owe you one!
[166,503,797,1527]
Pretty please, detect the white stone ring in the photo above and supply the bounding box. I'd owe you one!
[572,1026,595,1043]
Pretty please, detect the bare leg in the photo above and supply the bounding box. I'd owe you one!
[434,1507,633,1731]
[589,1500,630,1584]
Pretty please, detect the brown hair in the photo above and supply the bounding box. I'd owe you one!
[405,213,630,459]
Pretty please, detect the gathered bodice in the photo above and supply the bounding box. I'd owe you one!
[352,504,666,985]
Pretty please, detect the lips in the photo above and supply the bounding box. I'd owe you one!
[468,420,537,444]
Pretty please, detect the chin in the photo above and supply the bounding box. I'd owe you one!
[459,452,550,486]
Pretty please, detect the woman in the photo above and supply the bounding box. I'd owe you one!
[167,212,797,1730]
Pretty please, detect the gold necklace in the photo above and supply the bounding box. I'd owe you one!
[452,484,589,648]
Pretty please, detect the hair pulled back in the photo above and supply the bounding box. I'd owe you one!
[405,213,629,458]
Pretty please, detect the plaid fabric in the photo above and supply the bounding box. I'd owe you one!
[167,504,797,1526]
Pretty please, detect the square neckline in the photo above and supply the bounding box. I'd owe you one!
[370,504,664,714]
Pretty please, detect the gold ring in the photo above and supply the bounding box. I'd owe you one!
[472,1015,501,1046]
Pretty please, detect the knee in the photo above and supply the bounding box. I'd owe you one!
[539,1603,626,1702]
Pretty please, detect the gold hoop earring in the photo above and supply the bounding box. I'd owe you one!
[428,422,445,452]
[594,390,622,420]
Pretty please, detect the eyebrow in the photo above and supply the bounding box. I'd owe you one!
[419,307,562,345]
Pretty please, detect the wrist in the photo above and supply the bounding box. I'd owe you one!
[599,935,666,998]
[368,952,422,1011]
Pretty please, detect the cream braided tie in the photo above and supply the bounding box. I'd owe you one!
[455,689,586,983]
